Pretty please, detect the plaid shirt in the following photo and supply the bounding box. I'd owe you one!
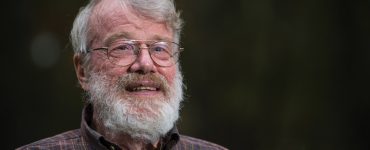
[17,105,227,150]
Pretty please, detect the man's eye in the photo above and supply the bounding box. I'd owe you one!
[153,46,165,52]
[114,44,134,51]
[152,44,169,53]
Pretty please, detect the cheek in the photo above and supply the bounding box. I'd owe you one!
[158,67,177,86]
[89,53,109,71]
[89,53,129,79]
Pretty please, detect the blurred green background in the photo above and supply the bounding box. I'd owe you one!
[3,0,370,149]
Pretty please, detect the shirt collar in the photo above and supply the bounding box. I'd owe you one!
[80,104,180,150]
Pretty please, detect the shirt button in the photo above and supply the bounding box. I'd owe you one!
[110,146,115,150]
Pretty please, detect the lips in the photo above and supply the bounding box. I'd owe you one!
[132,86,157,91]
[125,82,162,92]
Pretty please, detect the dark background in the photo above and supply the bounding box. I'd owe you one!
[3,0,370,149]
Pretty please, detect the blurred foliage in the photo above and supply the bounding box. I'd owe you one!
[2,0,369,149]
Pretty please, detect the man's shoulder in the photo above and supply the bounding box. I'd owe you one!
[177,135,228,150]
[16,129,87,150]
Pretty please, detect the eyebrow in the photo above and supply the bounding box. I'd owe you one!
[103,32,131,46]
[103,32,174,46]
[152,35,172,43]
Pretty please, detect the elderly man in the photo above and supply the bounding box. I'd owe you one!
[17,0,227,149]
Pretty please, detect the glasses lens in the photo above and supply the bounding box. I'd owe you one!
[107,41,137,66]
[150,42,179,66]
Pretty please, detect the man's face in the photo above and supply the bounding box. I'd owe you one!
[87,0,177,91]
[74,0,183,142]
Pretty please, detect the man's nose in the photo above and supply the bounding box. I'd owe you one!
[128,45,157,74]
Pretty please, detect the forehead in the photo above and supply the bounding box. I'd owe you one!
[89,0,173,44]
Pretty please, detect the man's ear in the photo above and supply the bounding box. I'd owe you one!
[73,54,89,91]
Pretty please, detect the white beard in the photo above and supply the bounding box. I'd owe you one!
[86,70,183,143]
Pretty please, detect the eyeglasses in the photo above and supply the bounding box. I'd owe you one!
[87,40,184,67]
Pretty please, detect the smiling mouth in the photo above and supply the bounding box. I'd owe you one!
[129,86,159,92]
[125,82,162,94]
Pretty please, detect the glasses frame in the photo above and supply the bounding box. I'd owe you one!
[86,40,184,67]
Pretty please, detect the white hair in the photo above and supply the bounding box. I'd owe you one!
[70,0,183,57]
